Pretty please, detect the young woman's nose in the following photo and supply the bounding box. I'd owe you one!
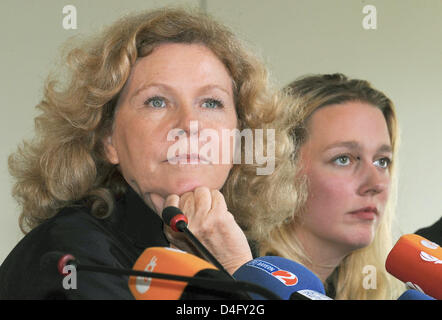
[357,161,389,197]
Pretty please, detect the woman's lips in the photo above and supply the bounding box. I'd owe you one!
[348,207,378,220]
[166,153,211,164]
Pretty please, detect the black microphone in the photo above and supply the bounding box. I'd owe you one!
[162,206,233,278]
[40,250,281,300]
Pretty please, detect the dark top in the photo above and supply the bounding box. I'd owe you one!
[415,217,442,246]
[0,186,169,299]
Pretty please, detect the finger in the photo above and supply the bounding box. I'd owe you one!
[163,194,180,209]
[210,189,228,212]
[194,187,212,217]
[179,192,195,217]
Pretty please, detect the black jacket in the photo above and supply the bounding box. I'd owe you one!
[415,217,442,246]
[0,186,169,299]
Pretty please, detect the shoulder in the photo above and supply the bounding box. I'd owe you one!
[415,217,442,245]
[44,206,115,250]
[0,205,135,299]
[2,205,102,262]
[24,205,116,259]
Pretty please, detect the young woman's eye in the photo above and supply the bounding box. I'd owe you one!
[202,98,223,109]
[333,155,351,166]
[374,157,391,169]
[145,96,166,108]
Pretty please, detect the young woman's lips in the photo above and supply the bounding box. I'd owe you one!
[348,207,378,220]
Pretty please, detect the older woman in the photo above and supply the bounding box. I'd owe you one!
[0,8,292,299]
[256,74,405,299]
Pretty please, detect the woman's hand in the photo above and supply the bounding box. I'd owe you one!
[153,187,253,275]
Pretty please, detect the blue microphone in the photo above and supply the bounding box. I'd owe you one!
[233,256,332,300]
[397,289,436,300]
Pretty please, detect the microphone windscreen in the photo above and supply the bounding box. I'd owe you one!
[385,234,442,300]
[162,206,184,226]
[128,247,217,300]
[397,289,435,300]
[233,256,326,300]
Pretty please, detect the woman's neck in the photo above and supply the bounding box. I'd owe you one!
[291,226,349,282]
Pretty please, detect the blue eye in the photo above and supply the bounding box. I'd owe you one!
[202,98,223,109]
[374,157,391,169]
[145,96,166,108]
[333,155,351,166]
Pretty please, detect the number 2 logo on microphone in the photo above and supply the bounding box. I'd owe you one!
[246,259,299,287]
[272,270,299,286]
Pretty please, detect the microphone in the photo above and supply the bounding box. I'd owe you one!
[385,234,442,300]
[129,246,235,299]
[40,248,281,300]
[129,247,282,300]
[397,289,436,300]
[161,206,232,278]
[233,256,332,300]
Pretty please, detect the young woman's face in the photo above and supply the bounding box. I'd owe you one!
[297,101,393,252]
[104,43,237,200]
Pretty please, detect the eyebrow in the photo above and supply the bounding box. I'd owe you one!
[132,83,172,98]
[132,82,233,99]
[198,84,233,96]
[323,141,392,153]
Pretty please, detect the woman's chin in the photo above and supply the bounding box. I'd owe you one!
[159,169,228,196]
[345,230,376,250]
[164,178,219,196]
[173,181,205,195]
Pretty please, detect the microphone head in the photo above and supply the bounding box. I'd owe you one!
[129,247,217,300]
[386,234,442,300]
[398,289,436,300]
[162,206,188,232]
[233,256,326,300]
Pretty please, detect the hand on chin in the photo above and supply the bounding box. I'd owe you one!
[146,181,200,215]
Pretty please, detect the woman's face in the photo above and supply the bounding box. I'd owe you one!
[105,43,237,201]
[296,101,393,253]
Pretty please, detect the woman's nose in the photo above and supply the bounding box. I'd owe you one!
[175,103,200,135]
[357,162,389,197]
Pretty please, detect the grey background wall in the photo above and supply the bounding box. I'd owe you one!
[1,0,441,264]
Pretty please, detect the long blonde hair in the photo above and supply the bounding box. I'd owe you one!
[259,74,405,299]
[8,7,295,236]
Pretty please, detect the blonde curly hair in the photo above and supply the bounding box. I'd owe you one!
[259,74,405,299]
[8,7,296,237]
